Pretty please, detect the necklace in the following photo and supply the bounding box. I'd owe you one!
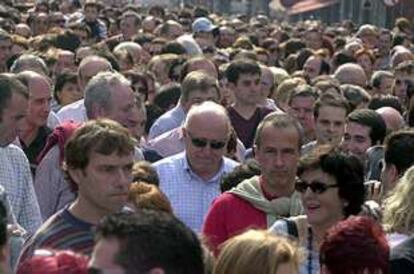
[307,226,313,274]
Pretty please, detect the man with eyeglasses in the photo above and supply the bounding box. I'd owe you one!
[153,101,238,232]
[203,113,304,255]
[146,71,227,158]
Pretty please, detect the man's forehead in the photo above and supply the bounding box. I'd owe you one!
[346,121,371,135]
[238,73,260,81]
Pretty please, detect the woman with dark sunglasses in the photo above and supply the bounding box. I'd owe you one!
[269,145,365,274]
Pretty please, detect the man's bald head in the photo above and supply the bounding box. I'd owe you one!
[334,63,367,88]
[376,106,405,133]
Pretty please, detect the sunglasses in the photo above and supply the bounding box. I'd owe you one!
[295,180,339,194]
[187,131,226,150]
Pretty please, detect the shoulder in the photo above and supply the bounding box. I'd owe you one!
[57,100,84,113]
[222,157,239,170]
[153,152,185,167]
[4,144,29,163]
[210,192,248,209]
[26,210,67,245]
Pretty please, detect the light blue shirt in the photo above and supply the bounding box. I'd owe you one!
[148,104,185,140]
[0,145,42,235]
[154,152,239,232]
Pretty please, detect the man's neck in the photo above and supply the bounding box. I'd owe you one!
[261,176,295,198]
[68,198,107,225]
[232,102,257,120]
[20,125,40,147]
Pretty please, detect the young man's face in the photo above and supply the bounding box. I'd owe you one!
[70,150,134,216]
[341,121,372,162]
[0,93,28,147]
[84,6,99,22]
[288,95,316,135]
[230,73,261,107]
[120,16,137,40]
[0,39,12,67]
[315,105,347,145]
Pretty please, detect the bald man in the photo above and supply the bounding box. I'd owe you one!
[334,63,367,88]
[376,107,405,134]
[153,101,238,232]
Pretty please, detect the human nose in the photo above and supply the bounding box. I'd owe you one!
[273,153,284,167]
[116,169,131,188]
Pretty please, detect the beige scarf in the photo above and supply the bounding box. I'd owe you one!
[229,176,304,227]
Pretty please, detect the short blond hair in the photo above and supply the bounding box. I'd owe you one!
[214,230,303,274]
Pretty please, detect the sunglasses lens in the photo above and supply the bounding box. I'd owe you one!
[191,138,207,148]
[210,141,226,149]
[310,183,327,194]
[295,182,307,193]
[295,182,330,194]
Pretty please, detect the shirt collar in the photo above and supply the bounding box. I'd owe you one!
[182,152,226,183]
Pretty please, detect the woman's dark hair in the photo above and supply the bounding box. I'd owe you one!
[123,70,149,101]
[54,71,78,104]
[298,145,365,217]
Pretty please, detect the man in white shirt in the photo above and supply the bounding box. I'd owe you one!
[57,55,112,124]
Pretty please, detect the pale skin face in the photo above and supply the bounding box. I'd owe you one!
[120,16,138,40]
[254,125,300,196]
[300,168,345,232]
[315,105,347,145]
[288,96,316,136]
[57,81,83,106]
[303,56,322,81]
[230,73,261,107]
[25,77,52,128]
[260,67,274,100]
[378,76,394,95]
[102,83,141,135]
[0,93,28,147]
[341,122,372,162]
[69,151,134,224]
[183,111,229,180]
[0,39,12,68]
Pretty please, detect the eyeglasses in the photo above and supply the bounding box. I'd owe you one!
[187,131,226,150]
[295,180,339,194]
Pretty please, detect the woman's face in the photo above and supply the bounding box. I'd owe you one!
[58,81,83,106]
[298,168,345,229]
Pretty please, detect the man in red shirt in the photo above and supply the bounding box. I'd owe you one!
[202,113,304,254]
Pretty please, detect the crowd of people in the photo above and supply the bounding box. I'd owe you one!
[0,0,413,273]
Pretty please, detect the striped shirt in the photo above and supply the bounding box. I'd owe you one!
[18,207,95,264]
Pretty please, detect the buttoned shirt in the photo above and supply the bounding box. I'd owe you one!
[0,145,42,235]
[148,104,185,140]
[56,99,87,124]
[154,152,239,232]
